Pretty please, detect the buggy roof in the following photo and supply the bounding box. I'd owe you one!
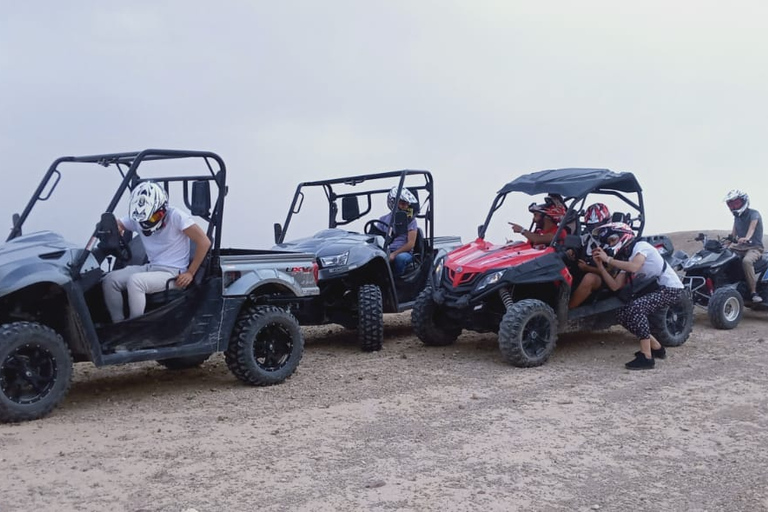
[498,168,642,198]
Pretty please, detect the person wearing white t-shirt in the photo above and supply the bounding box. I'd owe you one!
[102,182,211,322]
[592,222,685,370]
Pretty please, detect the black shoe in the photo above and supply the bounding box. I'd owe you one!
[625,353,655,370]
[635,347,666,360]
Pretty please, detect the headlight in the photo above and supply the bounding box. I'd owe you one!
[434,258,445,279]
[319,251,349,267]
[683,254,702,269]
[475,270,505,291]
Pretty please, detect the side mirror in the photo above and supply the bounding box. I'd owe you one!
[274,223,283,244]
[11,213,21,237]
[341,196,361,221]
[190,181,211,217]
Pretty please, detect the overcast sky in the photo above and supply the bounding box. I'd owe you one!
[2,1,767,248]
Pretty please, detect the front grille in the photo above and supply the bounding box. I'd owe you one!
[443,269,478,291]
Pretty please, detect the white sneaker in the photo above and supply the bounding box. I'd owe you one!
[752,294,763,303]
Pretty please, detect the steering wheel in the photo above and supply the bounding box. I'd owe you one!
[364,219,389,236]
[94,213,132,265]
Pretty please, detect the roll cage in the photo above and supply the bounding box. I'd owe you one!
[477,168,645,242]
[274,169,434,250]
[7,149,227,277]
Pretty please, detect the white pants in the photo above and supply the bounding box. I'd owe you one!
[103,264,180,322]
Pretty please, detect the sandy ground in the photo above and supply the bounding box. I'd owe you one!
[2,232,768,512]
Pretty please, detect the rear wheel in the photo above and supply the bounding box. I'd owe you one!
[707,287,743,330]
[225,305,304,386]
[358,284,384,352]
[157,355,211,371]
[412,287,461,346]
[651,291,694,347]
[0,322,73,423]
[498,300,557,367]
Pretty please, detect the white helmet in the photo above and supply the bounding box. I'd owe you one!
[129,181,168,235]
[724,189,749,217]
[387,186,418,218]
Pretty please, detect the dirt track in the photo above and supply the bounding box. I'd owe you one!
[2,231,768,512]
[2,307,767,512]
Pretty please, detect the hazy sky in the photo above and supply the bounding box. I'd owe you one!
[2,1,767,248]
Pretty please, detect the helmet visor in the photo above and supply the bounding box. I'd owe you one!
[726,198,745,211]
[139,209,166,229]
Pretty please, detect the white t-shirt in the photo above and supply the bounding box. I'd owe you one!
[629,241,684,289]
[121,207,195,270]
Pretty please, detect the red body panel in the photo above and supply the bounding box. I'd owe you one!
[443,238,556,288]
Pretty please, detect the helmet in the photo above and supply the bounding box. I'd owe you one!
[387,186,419,218]
[129,181,168,235]
[584,203,611,231]
[592,222,635,257]
[724,189,749,216]
[528,201,566,223]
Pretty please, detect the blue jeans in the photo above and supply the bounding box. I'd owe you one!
[392,252,413,276]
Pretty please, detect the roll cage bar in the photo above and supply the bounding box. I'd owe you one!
[478,168,645,242]
[276,169,434,246]
[7,149,227,275]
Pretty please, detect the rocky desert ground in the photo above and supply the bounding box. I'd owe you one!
[1,232,767,512]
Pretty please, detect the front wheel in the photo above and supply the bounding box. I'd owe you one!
[650,291,694,347]
[707,287,744,330]
[225,305,304,386]
[498,299,558,367]
[0,322,73,423]
[358,284,384,352]
[412,287,461,346]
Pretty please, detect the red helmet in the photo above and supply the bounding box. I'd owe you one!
[592,222,635,256]
[584,203,611,230]
[529,202,566,223]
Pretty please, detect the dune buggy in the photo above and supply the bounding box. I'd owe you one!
[412,168,693,367]
[0,149,318,422]
[273,170,462,351]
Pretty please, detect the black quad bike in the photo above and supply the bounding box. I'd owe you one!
[412,168,694,367]
[0,150,319,422]
[681,233,768,329]
[273,170,462,351]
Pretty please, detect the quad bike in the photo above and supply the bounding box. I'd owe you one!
[681,233,768,329]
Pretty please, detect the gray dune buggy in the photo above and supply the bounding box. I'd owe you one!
[273,170,462,351]
[0,149,319,422]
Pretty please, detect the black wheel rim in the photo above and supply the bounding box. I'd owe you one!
[253,322,294,371]
[522,315,552,358]
[1,344,58,405]
[666,304,686,335]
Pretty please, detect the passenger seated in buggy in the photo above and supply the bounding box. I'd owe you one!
[373,186,420,277]
[508,200,567,247]
[101,181,211,322]
[569,202,615,309]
